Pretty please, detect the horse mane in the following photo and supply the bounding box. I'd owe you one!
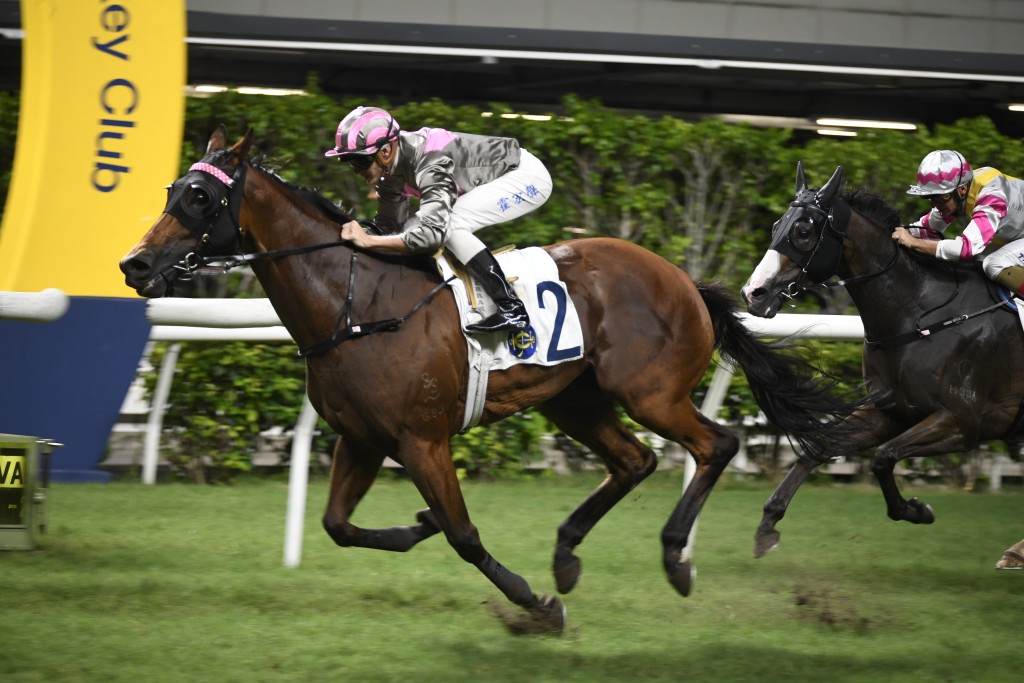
[841,189,901,230]
[842,188,984,280]
[250,157,354,225]
[248,157,439,272]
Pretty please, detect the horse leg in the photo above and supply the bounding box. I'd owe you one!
[657,412,739,597]
[754,406,905,554]
[537,376,659,595]
[400,435,566,633]
[322,436,442,551]
[870,411,969,524]
[754,456,820,558]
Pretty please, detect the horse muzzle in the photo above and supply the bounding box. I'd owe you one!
[741,285,781,319]
[120,250,175,298]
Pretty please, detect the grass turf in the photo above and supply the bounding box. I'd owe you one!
[2,471,1021,682]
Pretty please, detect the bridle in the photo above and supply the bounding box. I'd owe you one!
[769,188,850,287]
[769,181,898,302]
[158,156,453,356]
[162,158,249,277]
[158,155,349,282]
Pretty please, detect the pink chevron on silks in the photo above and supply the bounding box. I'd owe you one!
[917,165,970,186]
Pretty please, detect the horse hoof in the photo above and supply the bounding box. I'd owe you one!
[665,557,697,597]
[536,594,568,634]
[414,509,441,536]
[906,498,935,525]
[553,550,581,594]
[415,508,438,527]
[754,529,781,559]
[996,550,1024,570]
[485,595,567,636]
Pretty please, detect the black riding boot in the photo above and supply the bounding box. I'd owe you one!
[464,251,530,333]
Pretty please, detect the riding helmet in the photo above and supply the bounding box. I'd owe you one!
[907,149,973,196]
[324,106,400,160]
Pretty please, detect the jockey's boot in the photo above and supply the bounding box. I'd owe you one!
[464,250,530,334]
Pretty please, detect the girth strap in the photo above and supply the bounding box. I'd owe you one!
[297,252,455,357]
[865,299,1008,349]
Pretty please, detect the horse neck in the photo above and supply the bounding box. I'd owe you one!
[238,170,355,344]
[839,208,951,333]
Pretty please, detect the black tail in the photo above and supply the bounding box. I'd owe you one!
[696,281,863,462]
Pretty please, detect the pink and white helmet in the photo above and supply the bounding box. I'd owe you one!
[907,149,973,196]
[324,106,400,159]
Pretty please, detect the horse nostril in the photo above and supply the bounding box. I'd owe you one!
[121,256,151,277]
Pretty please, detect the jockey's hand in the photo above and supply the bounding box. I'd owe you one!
[340,220,369,247]
[892,226,913,247]
[340,219,410,254]
[892,226,939,257]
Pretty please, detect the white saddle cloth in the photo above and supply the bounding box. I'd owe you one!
[437,246,584,429]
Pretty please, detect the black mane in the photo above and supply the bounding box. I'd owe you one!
[841,189,901,231]
[251,160,354,226]
[841,189,985,280]
[249,160,439,272]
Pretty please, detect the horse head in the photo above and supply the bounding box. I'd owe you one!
[741,163,846,317]
[120,126,254,297]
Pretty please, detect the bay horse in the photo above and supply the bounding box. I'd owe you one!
[120,127,859,632]
[741,163,1024,559]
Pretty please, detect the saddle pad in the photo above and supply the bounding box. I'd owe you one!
[439,247,585,371]
[1011,297,1024,330]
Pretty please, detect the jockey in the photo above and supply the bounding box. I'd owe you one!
[893,149,1024,295]
[325,105,553,334]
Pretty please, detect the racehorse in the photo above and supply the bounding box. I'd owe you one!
[741,163,1024,558]
[120,127,860,632]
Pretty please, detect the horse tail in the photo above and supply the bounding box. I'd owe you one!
[696,281,861,462]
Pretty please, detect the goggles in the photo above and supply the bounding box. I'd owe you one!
[340,154,376,171]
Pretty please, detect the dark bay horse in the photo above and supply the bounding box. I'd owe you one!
[741,163,1024,558]
[121,128,859,632]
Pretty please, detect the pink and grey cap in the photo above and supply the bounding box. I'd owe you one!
[907,149,973,196]
[324,106,400,158]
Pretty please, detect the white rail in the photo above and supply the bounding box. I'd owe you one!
[0,289,69,322]
[147,297,282,328]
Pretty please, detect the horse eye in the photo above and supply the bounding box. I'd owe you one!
[186,185,211,207]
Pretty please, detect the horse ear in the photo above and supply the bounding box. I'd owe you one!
[229,128,255,159]
[207,124,228,153]
[817,166,844,206]
[795,161,807,194]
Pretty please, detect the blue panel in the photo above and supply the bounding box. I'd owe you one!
[0,297,151,482]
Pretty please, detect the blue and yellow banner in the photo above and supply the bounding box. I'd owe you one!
[0,1,184,482]
[0,0,185,296]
